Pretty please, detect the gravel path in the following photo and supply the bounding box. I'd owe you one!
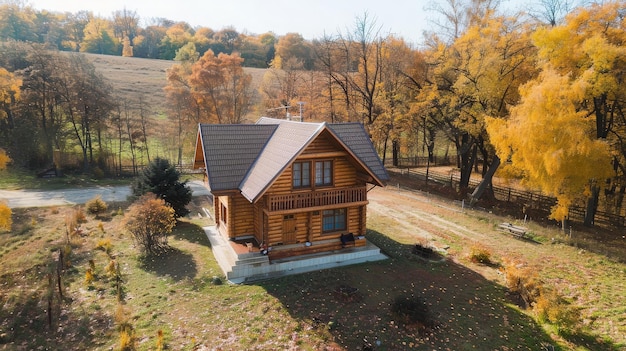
[0,180,210,208]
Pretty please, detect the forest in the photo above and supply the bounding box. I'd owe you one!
[0,0,625,227]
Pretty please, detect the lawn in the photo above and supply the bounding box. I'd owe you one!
[0,184,624,350]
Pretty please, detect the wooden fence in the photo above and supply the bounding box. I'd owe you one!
[116,164,204,177]
[393,168,626,229]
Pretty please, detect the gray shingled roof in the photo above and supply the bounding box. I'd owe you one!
[197,118,388,202]
[197,124,276,191]
[327,123,389,183]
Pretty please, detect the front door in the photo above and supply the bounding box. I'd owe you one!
[282,215,297,244]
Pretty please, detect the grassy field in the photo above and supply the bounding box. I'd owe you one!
[1,175,624,350]
[85,53,268,118]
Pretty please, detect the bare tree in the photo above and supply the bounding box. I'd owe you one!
[527,0,577,26]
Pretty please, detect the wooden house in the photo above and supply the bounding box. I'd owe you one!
[193,117,389,260]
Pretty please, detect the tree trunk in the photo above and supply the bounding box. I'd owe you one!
[470,156,500,205]
[584,184,600,227]
[392,140,399,167]
[458,134,477,196]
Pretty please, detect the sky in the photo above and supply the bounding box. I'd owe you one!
[28,0,528,46]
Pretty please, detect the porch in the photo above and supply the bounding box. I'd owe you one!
[202,225,387,284]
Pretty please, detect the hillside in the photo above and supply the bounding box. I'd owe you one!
[85,53,268,116]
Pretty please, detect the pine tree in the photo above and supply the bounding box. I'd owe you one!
[131,157,192,218]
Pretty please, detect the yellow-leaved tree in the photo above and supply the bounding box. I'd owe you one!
[0,67,18,171]
[519,2,624,226]
[0,149,9,170]
[486,69,613,223]
[0,201,10,232]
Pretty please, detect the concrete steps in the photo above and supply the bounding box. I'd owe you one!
[202,226,387,284]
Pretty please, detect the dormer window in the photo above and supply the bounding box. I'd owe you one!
[292,161,311,188]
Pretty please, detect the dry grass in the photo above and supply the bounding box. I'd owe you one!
[86,53,268,119]
[1,186,624,350]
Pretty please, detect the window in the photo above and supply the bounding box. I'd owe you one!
[292,161,311,188]
[220,203,227,224]
[315,160,333,186]
[322,209,346,233]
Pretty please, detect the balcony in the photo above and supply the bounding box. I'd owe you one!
[267,186,367,212]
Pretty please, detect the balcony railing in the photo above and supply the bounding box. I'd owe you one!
[267,186,367,212]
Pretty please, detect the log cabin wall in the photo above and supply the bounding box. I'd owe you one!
[263,205,367,246]
[253,202,266,245]
[301,132,339,154]
[215,196,231,237]
[232,194,255,238]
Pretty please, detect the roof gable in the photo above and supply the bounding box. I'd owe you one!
[197,124,276,192]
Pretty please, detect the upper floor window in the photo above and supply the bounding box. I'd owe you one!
[292,161,311,188]
[315,160,333,186]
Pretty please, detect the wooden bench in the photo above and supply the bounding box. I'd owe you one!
[498,223,527,238]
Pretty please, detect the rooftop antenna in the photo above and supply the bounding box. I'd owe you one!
[266,105,291,118]
[297,102,305,121]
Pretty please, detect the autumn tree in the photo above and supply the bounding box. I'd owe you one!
[55,53,115,172]
[487,69,613,224]
[0,148,9,170]
[274,33,314,70]
[487,2,626,225]
[372,36,415,165]
[0,200,10,232]
[260,57,305,113]
[81,16,119,55]
[0,3,37,42]
[61,10,90,52]
[124,194,176,255]
[158,22,192,60]
[0,67,20,133]
[414,8,536,197]
[188,49,253,124]
[214,27,240,54]
[132,24,166,58]
[112,7,139,45]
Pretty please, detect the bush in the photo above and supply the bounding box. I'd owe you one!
[469,245,492,265]
[503,260,542,309]
[533,289,581,333]
[86,195,108,215]
[105,259,117,277]
[92,166,105,179]
[131,157,192,218]
[124,195,176,255]
[0,201,11,232]
[85,268,94,285]
[96,238,112,254]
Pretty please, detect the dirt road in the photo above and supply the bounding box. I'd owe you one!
[0,180,211,208]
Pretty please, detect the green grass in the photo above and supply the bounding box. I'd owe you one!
[0,167,133,190]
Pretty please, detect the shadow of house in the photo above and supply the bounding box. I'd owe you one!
[139,247,197,281]
[257,230,563,351]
